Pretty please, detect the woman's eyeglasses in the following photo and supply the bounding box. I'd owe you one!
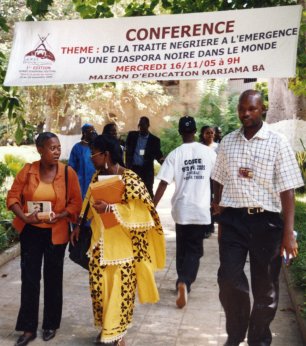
[91,152,103,158]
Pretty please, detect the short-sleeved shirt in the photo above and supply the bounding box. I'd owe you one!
[157,142,216,225]
[212,122,304,212]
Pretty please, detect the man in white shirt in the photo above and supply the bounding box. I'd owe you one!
[153,116,216,309]
[212,90,304,346]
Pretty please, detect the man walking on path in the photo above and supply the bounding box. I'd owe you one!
[125,116,164,197]
[68,123,97,199]
[212,90,304,346]
[154,115,216,309]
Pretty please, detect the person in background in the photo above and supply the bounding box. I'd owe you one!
[212,90,304,346]
[68,123,97,199]
[125,116,164,197]
[214,126,223,143]
[7,132,82,346]
[70,135,165,346]
[102,122,118,139]
[154,116,216,309]
[102,122,124,166]
[200,125,219,152]
[199,125,219,237]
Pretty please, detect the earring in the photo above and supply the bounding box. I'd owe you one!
[105,162,108,170]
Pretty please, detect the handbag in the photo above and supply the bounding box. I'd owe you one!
[64,165,92,270]
[68,221,91,270]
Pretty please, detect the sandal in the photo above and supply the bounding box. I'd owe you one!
[114,337,125,346]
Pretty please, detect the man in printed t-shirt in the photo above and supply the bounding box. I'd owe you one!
[153,115,216,309]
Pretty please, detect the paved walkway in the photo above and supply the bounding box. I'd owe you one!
[0,183,304,346]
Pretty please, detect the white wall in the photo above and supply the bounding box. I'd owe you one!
[56,134,80,160]
[269,119,306,152]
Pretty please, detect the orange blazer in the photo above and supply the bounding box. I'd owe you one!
[6,161,82,244]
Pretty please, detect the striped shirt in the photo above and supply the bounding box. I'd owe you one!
[212,122,304,212]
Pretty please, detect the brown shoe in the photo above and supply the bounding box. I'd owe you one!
[176,282,188,308]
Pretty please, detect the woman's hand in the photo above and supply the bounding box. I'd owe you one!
[92,200,109,213]
[24,211,41,224]
[44,211,69,224]
[70,225,80,246]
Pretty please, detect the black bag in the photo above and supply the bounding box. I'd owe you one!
[68,223,91,270]
[64,165,91,270]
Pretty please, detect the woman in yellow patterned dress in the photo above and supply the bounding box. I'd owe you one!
[70,135,166,346]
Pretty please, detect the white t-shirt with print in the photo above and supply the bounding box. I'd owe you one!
[157,142,216,225]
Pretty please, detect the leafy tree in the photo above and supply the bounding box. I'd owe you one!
[196,80,241,135]
[0,0,81,144]
[160,79,242,156]
[289,9,306,96]
[160,119,182,156]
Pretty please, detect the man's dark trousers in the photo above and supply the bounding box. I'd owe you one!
[176,224,209,292]
[16,224,67,333]
[131,165,154,197]
[217,208,283,346]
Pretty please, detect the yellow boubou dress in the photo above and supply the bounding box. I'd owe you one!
[81,169,166,344]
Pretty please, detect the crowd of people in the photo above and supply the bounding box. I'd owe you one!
[6,89,304,346]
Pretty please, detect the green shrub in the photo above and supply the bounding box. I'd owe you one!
[0,221,18,253]
[0,159,17,252]
[291,195,306,316]
[296,142,306,193]
[154,161,161,176]
[160,121,182,157]
[0,195,16,253]
[0,161,11,186]
[0,195,13,220]
[4,154,26,177]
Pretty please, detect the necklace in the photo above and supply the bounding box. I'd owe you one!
[115,163,119,175]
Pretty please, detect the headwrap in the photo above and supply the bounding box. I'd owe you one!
[81,123,93,133]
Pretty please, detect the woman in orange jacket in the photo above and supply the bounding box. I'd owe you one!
[6,132,82,346]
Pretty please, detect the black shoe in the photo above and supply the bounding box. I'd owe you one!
[42,329,56,341]
[94,332,102,344]
[224,338,241,346]
[15,333,36,346]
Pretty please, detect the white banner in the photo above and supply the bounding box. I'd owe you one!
[4,5,302,86]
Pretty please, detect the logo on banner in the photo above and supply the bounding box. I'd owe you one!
[24,34,55,64]
[19,34,56,82]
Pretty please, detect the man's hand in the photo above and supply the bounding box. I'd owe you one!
[281,229,298,266]
[153,180,168,207]
[211,202,224,216]
[280,189,297,266]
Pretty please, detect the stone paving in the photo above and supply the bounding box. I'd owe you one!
[0,182,304,346]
